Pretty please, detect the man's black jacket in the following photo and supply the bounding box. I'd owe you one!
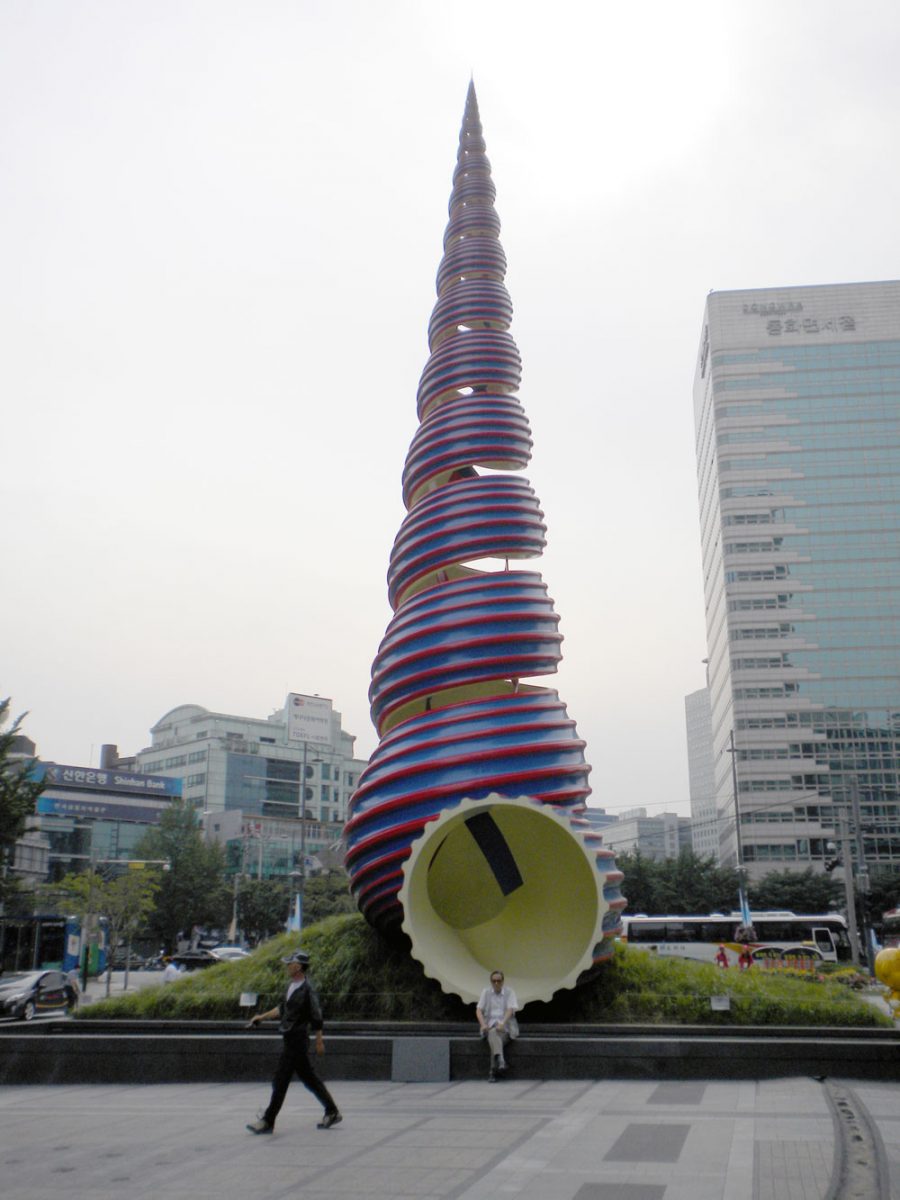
[278,977,325,1036]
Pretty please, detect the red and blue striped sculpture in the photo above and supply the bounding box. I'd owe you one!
[345,82,625,1004]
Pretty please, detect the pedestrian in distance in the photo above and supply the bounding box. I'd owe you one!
[162,958,182,983]
[246,949,342,1134]
[715,944,730,969]
[65,968,81,1008]
[476,969,519,1081]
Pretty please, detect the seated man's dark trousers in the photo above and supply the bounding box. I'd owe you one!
[263,1030,337,1127]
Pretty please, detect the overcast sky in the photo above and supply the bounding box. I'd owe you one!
[3,1,898,816]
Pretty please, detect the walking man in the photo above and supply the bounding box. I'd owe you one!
[246,950,342,1133]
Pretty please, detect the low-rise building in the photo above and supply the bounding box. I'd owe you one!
[600,808,692,861]
[32,761,180,880]
[131,693,366,825]
[128,693,369,878]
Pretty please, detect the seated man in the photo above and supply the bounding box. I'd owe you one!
[476,969,519,1081]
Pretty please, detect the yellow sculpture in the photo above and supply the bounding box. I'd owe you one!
[875,947,900,1012]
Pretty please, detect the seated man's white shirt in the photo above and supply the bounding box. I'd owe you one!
[478,985,518,1028]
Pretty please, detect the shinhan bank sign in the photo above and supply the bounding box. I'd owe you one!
[37,763,182,798]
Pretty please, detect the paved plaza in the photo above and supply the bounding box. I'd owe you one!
[2,1075,899,1200]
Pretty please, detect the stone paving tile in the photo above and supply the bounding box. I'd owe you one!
[364,1145,497,1169]
[393,1128,528,1148]
[1,1077,899,1200]
[648,1081,707,1104]
[573,1186,666,1200]
[604,1123,691,1162]
[754,1140,832,1200]
[753,1116,834,1142]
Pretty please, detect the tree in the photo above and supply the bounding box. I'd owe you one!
[655,848,744,915]
[0,698,45,904]
[615,850,663,915]
[616,848,744,916]
[616,850,857,920]
[304,870,357,924]
[859,866,900,939]
[236,871,356,945]
[237,878,290,945]
[134,800,231,951]
[102,870,160,961]
[53,866,159,989]
[747,867,843,914]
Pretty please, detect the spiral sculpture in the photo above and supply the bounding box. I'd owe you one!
[345,82,625,1004]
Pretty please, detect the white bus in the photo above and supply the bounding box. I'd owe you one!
[620,911,851,968]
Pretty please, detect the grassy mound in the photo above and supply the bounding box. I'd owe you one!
[77,913,891,1027]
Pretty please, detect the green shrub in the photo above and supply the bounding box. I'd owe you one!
[76,919,891,1028]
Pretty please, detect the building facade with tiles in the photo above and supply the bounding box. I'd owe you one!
[692,280,900,878]
[685,685,719,859]
[130,693,368,876]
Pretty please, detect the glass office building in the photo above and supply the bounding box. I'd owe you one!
[685,686,719,859]
[693,281,900,877]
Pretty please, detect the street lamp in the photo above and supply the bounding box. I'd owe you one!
[294,741,331,931]
[724,729,753,929]
[243,735,340,920]
[300,742,309,918]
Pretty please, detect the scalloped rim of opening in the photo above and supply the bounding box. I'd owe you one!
[398,792,608,1004]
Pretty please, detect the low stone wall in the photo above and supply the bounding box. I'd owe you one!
[1,1022,898,1085]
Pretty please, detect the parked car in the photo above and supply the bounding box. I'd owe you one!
[109,948,146,970]
[170,950,220,971]
[0,970,77,1021]
[209,946,250,962]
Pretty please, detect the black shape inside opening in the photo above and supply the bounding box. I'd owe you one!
[464,811,524,896]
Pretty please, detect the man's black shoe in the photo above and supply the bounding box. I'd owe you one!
[246,1118,273,1135]
[317,1111,343,1129]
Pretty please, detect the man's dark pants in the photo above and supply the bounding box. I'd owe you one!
[263,1032,337,1127]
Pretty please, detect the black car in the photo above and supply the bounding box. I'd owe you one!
[0,970,77,1021]
[170,950,220,971]
[109,948,146,970]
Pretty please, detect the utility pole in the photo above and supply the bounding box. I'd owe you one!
[835,810,861,967]
[81,847,98,991]
[849,777,872,969]
[725,730,752,926]
[298,739,309,932]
